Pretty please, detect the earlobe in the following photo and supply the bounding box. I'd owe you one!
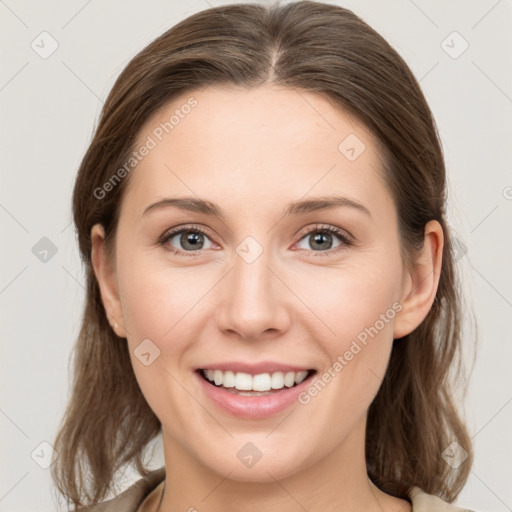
[90,223,127,338]
[393,220,444,340]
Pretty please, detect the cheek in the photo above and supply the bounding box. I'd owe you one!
[294,258,402,416]
[290,258,402,350]
[117,251,207,344]
[115,254,219,418]
[115,255,203,431]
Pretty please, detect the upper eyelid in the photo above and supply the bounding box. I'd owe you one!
[297,223,352,241]
[161,223,216,242]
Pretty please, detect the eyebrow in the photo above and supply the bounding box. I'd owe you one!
[141,195,371,220]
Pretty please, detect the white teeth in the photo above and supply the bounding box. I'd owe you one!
[271,371,284,389]
[294,371,308,385]
[284,371,295,387]
[222,370,235,388]
[253,373,272,392]
[202,369,311,391]
[235,372,253,391]
[213,370,223,386]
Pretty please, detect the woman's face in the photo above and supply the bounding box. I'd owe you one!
[92,85,435,483]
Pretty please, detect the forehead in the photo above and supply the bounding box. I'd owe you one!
[122,85,393,222]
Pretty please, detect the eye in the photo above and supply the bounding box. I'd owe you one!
[158,223,353,258]
[159,225,216,256]
[294,224,352,255]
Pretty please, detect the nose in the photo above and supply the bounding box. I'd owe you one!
[215,249,291,341]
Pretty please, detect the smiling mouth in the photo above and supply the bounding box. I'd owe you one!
[197,368,317,396]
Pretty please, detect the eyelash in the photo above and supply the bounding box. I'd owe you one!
[158,223,353,258]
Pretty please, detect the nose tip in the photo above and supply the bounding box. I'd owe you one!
[214,258,290,341]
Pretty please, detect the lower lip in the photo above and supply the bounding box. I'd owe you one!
[195,371,314,420]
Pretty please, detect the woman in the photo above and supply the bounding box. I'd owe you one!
[51,2,477,511]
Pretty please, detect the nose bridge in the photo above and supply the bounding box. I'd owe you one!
[215,242,289,339]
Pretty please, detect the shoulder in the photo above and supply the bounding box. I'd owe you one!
[409,486,477,512]
[77,467,166,512]
[77,473,480,512]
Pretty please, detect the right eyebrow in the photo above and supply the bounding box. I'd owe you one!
[142,197,225,221]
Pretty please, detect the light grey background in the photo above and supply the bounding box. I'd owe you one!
[1,1,511,511]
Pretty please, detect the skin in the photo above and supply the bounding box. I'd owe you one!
[91,84,443,512]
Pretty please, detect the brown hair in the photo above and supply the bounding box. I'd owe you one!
[51,1,475,509]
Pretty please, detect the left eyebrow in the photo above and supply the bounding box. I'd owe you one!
[282,195,372,219]
[141,194,371,220]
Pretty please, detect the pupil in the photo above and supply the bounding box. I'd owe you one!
[311,232,332,250]
[181,231,203,250]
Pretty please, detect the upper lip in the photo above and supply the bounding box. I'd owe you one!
[197,361,315,375]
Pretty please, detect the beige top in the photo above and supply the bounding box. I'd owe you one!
[78,467,476,511]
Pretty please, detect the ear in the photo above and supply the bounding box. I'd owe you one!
[393,220,444,340]
[90,223,127,338]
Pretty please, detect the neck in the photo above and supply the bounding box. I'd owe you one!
[156,416,407,512]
